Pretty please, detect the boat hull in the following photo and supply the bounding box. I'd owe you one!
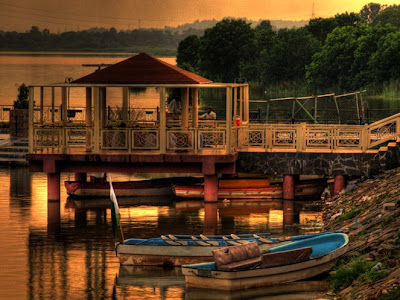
[65,177,201,197]
[116,243,279,266]
[182,233,349,290]
[174,180,325,200]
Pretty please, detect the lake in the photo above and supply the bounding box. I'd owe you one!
[0,167,329,300]
[0,52,176,108]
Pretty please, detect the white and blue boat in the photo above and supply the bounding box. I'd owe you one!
[115,231,340,266]
[182,232,349,290]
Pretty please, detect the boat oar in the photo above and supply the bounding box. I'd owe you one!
[222,236,241,245]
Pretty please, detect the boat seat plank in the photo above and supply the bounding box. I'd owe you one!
[200,234,219,246]
[261,247,312,268]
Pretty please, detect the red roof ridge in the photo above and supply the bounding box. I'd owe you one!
[72,52,212,85]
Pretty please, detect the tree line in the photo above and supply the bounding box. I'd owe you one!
[0,26,206,56]
[177,3,400,96]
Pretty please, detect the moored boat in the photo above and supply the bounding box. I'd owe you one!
[65,176,202,197]
[115,231,339,267]
[173,179,326,200]
[182,232,349,290]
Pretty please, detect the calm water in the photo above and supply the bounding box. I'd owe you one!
[0,52,176,107]
[0,167,329,300]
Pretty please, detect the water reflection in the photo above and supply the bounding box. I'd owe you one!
[0,168,326,299]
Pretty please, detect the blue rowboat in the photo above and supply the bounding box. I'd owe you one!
[115,231,340,266]
[182,232,349,290]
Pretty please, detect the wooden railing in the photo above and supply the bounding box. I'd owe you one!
[31,113,400,154]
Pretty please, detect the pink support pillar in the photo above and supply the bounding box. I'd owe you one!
[75,172,87,182]
[204,175,218,202]
[283,174,295,200]
[333,175,346,195]
[47,172,60,202]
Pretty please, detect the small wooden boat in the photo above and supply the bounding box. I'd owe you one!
[173,179,326,200]
[182,232,348,290]
[65,176,202,197]
[115,231,339,267]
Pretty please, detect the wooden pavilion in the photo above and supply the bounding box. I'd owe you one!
[27,53,249,202]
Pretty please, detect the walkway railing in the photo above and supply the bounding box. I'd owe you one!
[31,113,400,154]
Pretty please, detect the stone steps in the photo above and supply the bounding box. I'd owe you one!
[0,138,28,165]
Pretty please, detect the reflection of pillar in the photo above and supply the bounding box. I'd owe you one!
[203,203,218,235]
[333,175,346,195]
[283,175,295,200]
[75,173,87,182]
[47,201,60,235]
[47,172,60,201]
[283,200,295,226]
[75,208,87,225]
[204,175,218,202]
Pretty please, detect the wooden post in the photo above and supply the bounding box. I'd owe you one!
[181,88,189,128]
[244,85,249,123]
[85,87,92,151]
[192,88,199,128]
[239,86,243,122]
[333,95,341,124]
[360,92,366,124]
[355,93,360,124]
[93,87,100,153]
[122,87,129,123]
[40,86,44,125]
[100,87,107,127]
[159,87,166,154]
[226,87,232,154]
[61,87,68,125]
[233,87,237,122]
[51,87,55,124]
[28,86,35,153]
[47,172,60,201]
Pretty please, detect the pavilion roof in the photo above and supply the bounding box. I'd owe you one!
[72,53,212,85]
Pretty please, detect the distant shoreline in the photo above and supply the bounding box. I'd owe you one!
[0,50,177,57]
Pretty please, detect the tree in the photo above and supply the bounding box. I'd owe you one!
[306,24,369,91]
[176,35,200,71]
[373,5,400,29]
[14,83,29,109]
[369,31,400,83]
[198,19,256,82]
[259,28,320,84]
[360,3,383,23]
[352,24,396,88]
[256,20,273,31]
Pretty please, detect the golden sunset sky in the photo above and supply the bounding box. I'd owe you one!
[0,0,399,32]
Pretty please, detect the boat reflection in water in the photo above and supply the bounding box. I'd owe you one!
[115,266,329,300]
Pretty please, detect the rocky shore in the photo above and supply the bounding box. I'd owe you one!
[323,168,400,300]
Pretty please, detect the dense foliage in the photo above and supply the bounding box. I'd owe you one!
[13,83,29,109]
[0,26,206,56]
[176,3,400,95]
